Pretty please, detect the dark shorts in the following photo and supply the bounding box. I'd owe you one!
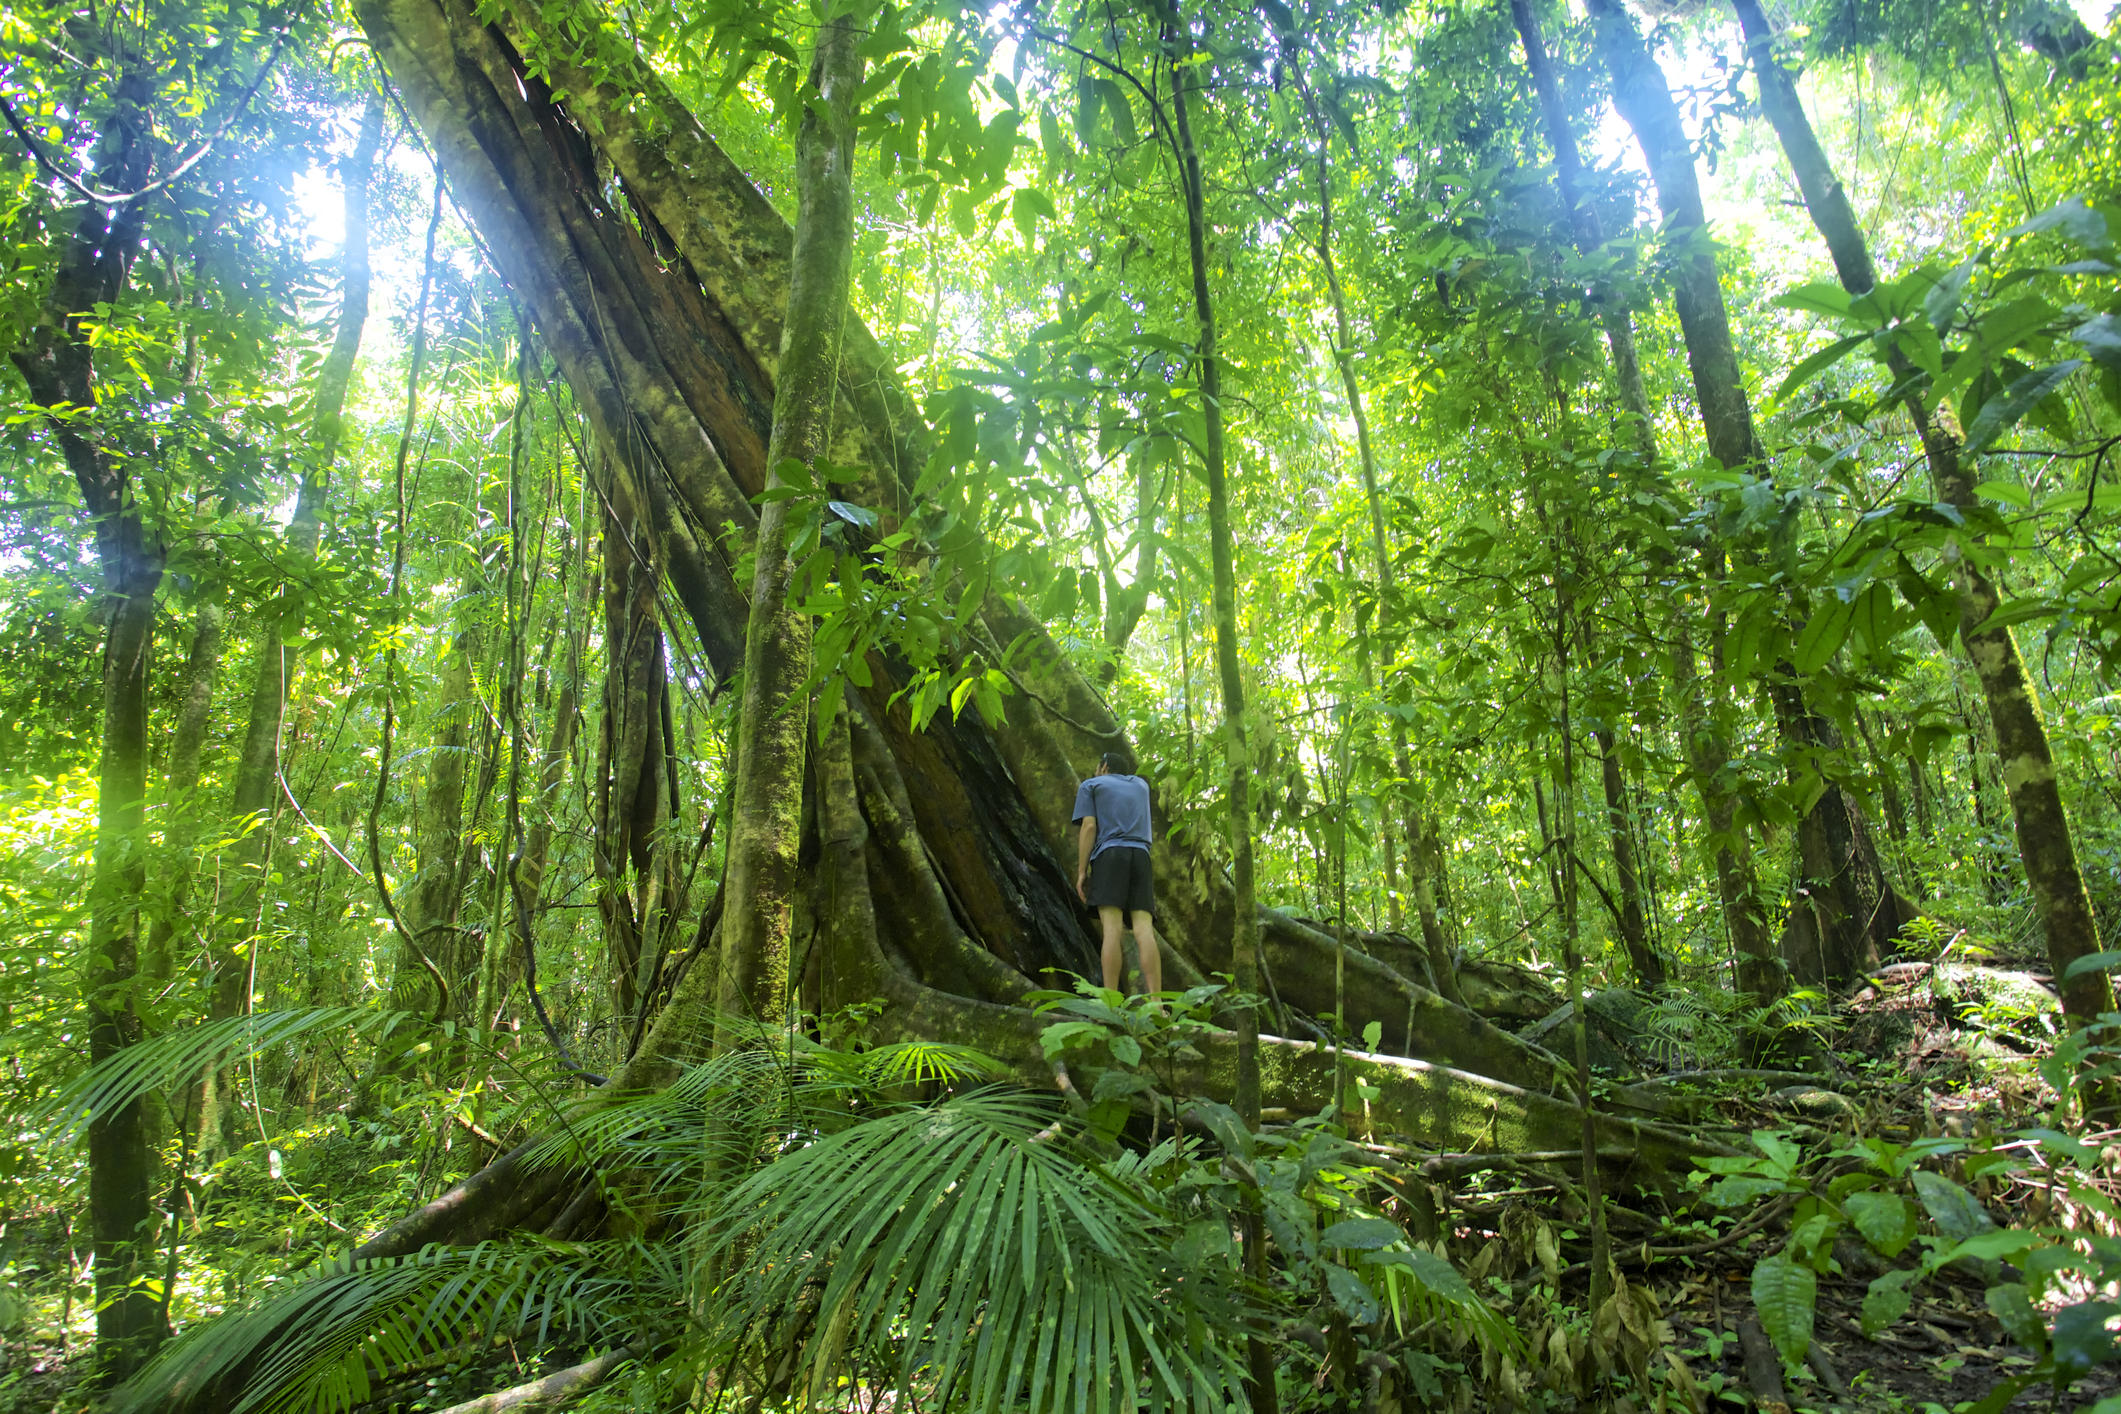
[1087,846,1155,918]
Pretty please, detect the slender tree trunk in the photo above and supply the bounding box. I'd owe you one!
[1094,455,1161,684]
[1511,0,1722,998]
[1163,14,1276,1413]
[214,95,385,1042]
[1594,727,1663,988]
[486,521,595,1027]
[1294,66,1462,1005]
[145,594,226,991]
[1586,0,1907,998]
[1733,0,2117,1087]
[10,65,168,1379]
[713,17,862,1035]
[595,455,678,1027]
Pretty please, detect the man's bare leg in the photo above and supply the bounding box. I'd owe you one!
[1099,906,1128,992]
[1131,911,1163,998]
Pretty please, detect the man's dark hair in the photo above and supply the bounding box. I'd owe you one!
[1100,749,1135,776]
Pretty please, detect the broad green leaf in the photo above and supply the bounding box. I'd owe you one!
[1986,1282,2047,1352]
[2053,1300,2120,1382]
[1791,594,1858,675]
[1965,360,2082,452]
[1752,1253,1816,1364]
[1843,1191,1918,1258]
[1771,332,1869,406]
[1323,1262,1382,1325]
[1971,480,2031,509]
[1775,281,1853,320]
[2072,314,2121,370]
[1861,1268,1918,1336]
[2064,950,2121,981]
[1911,1170,1994,1244]
[1321,1218,1401,1251]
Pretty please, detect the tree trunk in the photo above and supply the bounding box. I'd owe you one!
[1594,727,1663,988]
[1586,0,1907,1000]
[593,452,680,1028]
[10,65,169,1379]
[1511,0,1726,999]
[351,0,1663,1154]
[385,624,480,1016]
[1734,0,2117,1090]
[1294,61,1463,1006]
[1769,680,1915,988]
[714,15,861,1037]
[486,521,596,1027]
[144,594,226,992]
[218,95,385,1034]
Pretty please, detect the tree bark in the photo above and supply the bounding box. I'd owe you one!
[593,452,679,1028]
[1585,0,1908,1003]
[714,17,861,1037]
[354,0,1618,1113]
[10,64,168,1379]
[1594,727,1664,988]
[1294,59,1462,1005]
[1734,0,2117,1086]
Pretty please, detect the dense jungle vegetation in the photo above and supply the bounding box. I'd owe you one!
[3,0,2121,1407]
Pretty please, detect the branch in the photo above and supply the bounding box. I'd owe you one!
[0,25,293,205]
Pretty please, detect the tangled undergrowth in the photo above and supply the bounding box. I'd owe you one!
[4,950,2120,1414]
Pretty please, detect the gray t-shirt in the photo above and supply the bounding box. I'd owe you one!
[1072,773,1153,860]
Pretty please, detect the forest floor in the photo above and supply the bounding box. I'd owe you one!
[1567,957,2120,1413]
[0,955,2110,1413]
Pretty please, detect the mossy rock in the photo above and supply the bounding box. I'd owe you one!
[1928,965,2059,1027]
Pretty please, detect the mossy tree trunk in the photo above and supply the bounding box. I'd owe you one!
[10,66,168,1381]
[714,14,862,1040]
[348,0,1694,1184]
[1734,0,2117,1093]
[1586,0,1909,1004]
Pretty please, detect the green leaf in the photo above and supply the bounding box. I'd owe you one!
[1323,1262,1382,1325]
[1911,1170,1995,1244]
[1986,1282,2047,1352]
[2072,314,2121,371]
[1771,332,1870,406]
[1791,594,1858,675]
[1073,73,1100,144]
[1972,480,2031,509]
[2054,1301,2121,1382]
[1964,360,2084,453]
[1752,1253,1817,1365]
[1093,79,1136,147]
[1843,1191,1918,1258]
[2064,950,2121,981]
[1923,258,1976,331]
[1775,282,1854,320]
[1861,1268,1919,1336]
[1321,1218,1400,1251]
[2007,197,2110,249]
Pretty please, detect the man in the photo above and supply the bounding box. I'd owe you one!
[1072,750,1162,998]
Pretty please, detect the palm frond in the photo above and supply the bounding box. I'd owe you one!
[702,1089,1255,1414]
[48,1006,419,1140]
[113,1239,638,1414]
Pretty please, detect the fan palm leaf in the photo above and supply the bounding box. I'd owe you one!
[112,1239,638,1414]
[701,1089,1256,1414]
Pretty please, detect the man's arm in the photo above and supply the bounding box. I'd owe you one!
[1076,816,1096,903]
